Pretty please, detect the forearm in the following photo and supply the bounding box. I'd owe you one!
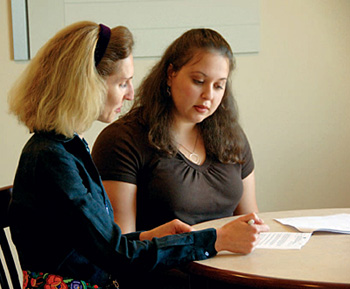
[147,229,217,269]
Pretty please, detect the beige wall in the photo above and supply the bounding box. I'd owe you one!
[1,0,349,212]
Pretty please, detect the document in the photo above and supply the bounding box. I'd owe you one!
[274,214,350,234]
[257,232,312,249]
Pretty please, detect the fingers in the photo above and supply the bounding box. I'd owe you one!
[239,212,264,225]
[256,223,270,233]
[139,219,192,241]
[215,213,270,254]
[171,219,194,233]
[243,213,270,233]
[243,213,270,252]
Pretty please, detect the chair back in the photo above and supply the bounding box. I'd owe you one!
[0,185,12,228]
[0,185,22,289]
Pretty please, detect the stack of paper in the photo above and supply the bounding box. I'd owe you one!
[274,213,350,234]
[256,213,350,250]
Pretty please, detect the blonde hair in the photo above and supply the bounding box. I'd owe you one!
[8,21,133,138]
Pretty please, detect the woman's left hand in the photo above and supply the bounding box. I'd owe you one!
[139,219,194,241]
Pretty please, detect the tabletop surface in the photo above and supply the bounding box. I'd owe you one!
[189,208,350,286]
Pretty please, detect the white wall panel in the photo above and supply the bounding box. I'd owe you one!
[22,0,260,59]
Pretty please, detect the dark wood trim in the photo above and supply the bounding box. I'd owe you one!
[185,262,350,289]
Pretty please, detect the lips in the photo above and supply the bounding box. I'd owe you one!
[194,105,209,113]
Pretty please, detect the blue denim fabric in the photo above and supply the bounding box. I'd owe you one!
[9,132,217,286]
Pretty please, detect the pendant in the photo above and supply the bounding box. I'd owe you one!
[189,153,200,165]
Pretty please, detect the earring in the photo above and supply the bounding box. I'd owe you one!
[167,86,172,97]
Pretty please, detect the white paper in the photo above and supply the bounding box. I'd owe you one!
[256,232,312,249]
[274,214,350,234]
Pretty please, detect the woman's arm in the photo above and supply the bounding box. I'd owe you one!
[103,180,137,233]
[140,213,269,255]
[234,170,259,215]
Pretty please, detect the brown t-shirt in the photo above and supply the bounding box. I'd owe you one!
[92,120,254,230]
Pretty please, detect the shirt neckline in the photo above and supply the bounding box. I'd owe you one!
[177,151,211,171]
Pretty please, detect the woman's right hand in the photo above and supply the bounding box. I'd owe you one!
[215,212,270,254]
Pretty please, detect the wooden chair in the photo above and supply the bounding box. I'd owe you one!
[0,185,22,289]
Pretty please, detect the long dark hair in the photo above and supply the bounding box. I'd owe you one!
[123,28,245,164]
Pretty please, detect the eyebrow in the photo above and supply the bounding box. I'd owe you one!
[118,75,133,81]
[192,71,227,81]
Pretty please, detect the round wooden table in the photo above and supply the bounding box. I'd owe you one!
[184,208,350,289]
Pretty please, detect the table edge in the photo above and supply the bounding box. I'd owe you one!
[185,256,350,289]
[186,209,350,288]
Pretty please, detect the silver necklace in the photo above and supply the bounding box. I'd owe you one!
[177,133,200,165]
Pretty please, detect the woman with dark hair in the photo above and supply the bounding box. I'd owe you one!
[8,22,268,289]
[93,28,259,233]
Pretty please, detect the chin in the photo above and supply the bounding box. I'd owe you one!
[192,116,206,124]
[105,117,115,124]
[98,117,111,124]
[99,112,118,123]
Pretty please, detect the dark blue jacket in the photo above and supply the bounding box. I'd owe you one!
[9,132,217,286]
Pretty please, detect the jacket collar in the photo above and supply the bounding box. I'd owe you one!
[35,131,75,143]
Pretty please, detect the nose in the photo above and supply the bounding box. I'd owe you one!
[125,84,134,101]
[201,84,214,100]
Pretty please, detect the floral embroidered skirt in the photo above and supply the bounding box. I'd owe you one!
[22,270,110,289]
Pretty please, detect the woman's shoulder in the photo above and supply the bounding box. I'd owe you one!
[100,115,146,139]
[93,116,150,157]
[20,132,79,170]
[24,132,69,152]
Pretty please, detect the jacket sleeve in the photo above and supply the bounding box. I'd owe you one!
[35,141,217,275]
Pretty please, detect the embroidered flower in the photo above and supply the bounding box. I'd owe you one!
[69,280,84,289]
[44,275,68,289]
[30,274,44,288]
[22,271,101,289]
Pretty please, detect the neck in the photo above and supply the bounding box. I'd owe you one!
[172,123,202,165]
[172,120,197,139]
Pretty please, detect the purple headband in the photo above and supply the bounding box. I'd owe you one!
[94,24,111,66]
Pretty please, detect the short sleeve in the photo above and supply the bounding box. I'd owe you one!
[241,133,254,179]
[92,121,149,184]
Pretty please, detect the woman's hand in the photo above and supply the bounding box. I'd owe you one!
[215,212,270,254]
[139,219,194,241]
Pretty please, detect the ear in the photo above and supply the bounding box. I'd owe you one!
[167,64,175,86]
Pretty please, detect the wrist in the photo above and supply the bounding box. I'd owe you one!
[139,231,149,241]
[214,228,223,252]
